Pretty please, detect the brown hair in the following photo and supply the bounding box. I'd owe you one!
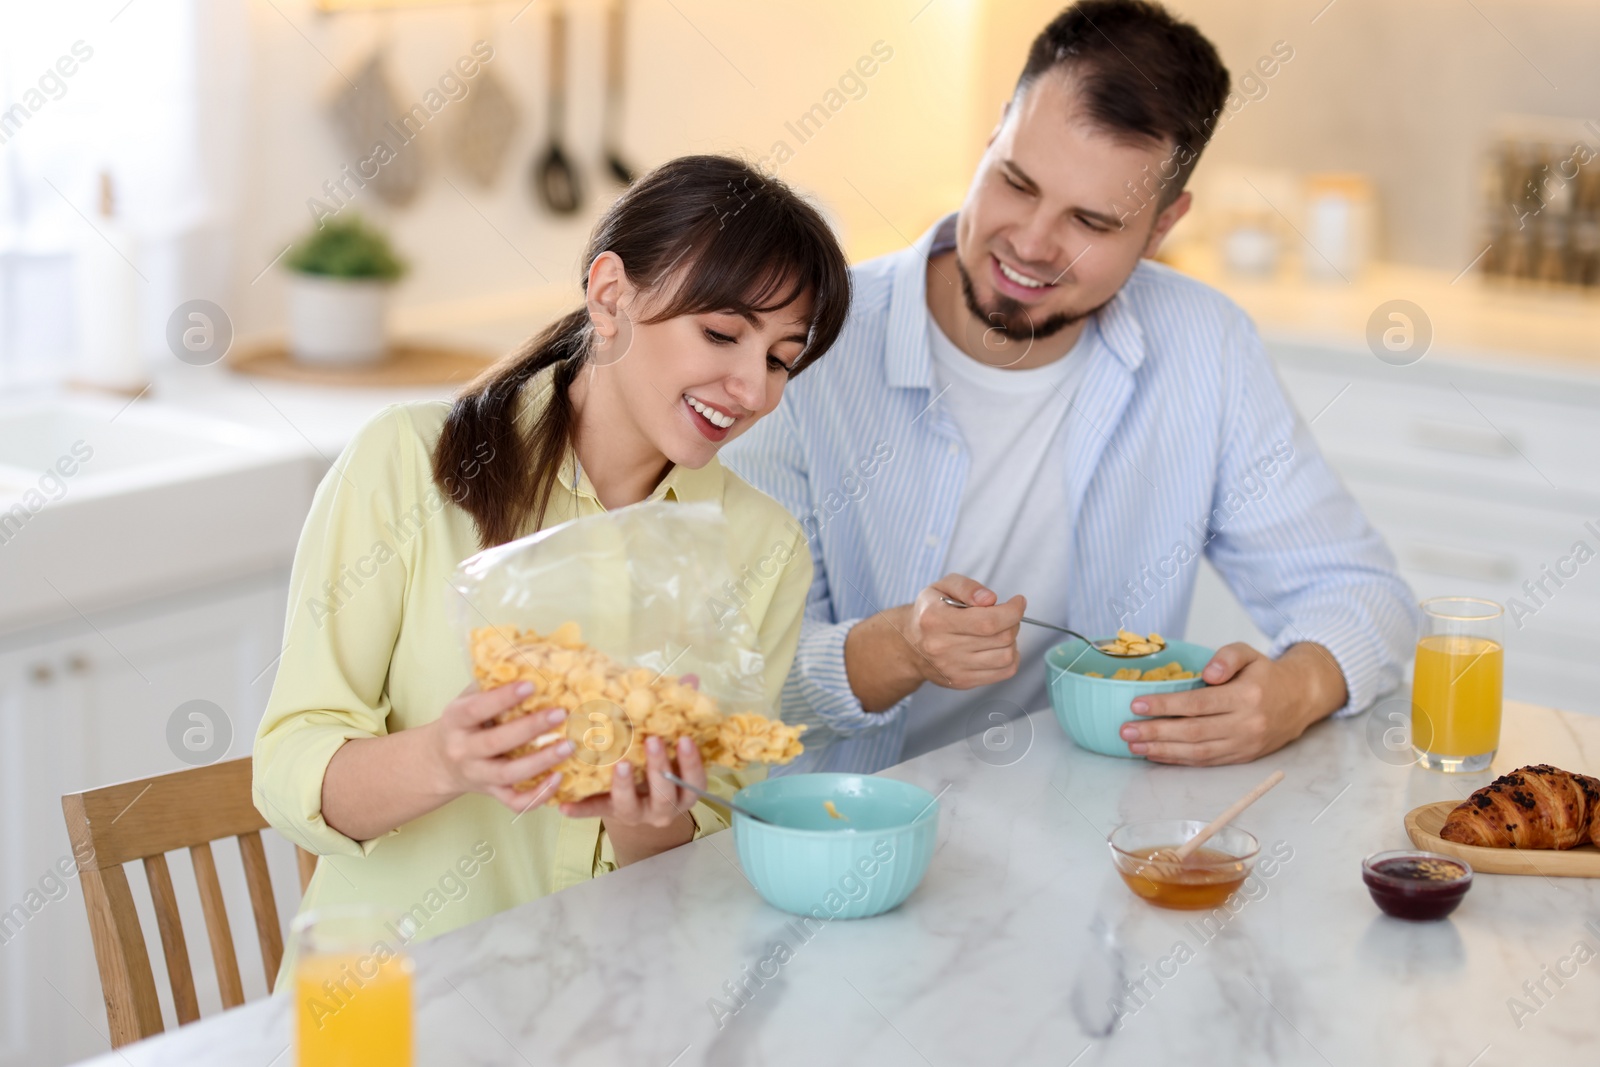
[432,155,851,549]
[1018,1,1230,204]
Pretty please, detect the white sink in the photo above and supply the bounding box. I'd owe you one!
[0,406,237,479]
[0,396,292,494]
[0,395,323,635]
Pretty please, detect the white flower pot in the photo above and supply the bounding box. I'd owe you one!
[285,273,393,366]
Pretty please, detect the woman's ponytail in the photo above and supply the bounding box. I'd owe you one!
[432,308,588,549]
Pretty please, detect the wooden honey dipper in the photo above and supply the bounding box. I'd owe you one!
[1143,770,1286,879]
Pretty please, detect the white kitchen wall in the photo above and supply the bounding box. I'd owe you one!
[11,0,1594,375]
[230,0,1600,354]
[972,0,1600,272]
[228,0,987,353]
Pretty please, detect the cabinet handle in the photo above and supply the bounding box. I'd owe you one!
[1409,421,1519,459]
[29,662,54,685]
[66,654,91,675]
[1404,542,1519,584]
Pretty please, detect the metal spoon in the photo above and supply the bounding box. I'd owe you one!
[939,596,1162,658]
[663,772,774,826]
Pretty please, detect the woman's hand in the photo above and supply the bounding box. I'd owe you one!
[430,681,575,814]
[320,681,573,841]
[559,735,706,866]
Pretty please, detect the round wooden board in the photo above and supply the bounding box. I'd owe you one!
[1404,800,1600,877]
[229,339,495,387]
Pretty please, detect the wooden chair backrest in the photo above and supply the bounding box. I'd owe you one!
[61,758,319,1047]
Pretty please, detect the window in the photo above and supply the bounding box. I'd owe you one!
[0,2,242,389]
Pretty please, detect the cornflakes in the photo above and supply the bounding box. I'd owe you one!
[1097,630,1169,656]
[1083,660,1195,682]
[469,623,804,804]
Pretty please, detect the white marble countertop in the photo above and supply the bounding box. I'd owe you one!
[73,699,1600,1067]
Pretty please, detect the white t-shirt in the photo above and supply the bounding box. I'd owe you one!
[902,312,1091,759]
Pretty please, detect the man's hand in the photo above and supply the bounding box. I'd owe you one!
[845,574,1025,713]
[1118,643,1347,765]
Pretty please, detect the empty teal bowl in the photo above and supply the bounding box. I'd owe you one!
[731,773,939,919]
[1046,638,1213,758]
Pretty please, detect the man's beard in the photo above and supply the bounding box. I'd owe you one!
[957,255,1110,342]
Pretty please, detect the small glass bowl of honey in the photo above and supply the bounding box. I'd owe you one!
[1108,820,1260,909]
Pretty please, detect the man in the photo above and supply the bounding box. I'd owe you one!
[722,0,1417,772]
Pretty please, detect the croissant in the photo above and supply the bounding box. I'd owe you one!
[1439,764,1600,849]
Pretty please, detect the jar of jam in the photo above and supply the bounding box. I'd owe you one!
[1361,850,1473,920]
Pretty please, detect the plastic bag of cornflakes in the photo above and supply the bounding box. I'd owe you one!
[448,500,802,804]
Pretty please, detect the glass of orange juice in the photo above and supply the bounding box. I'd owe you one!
[1411,596,1504,773]
[293,905,413,1067]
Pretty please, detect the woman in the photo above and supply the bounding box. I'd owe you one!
[254,156,850,956]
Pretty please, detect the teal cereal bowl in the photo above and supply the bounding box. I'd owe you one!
[731,773,939,919]
[1045,638,1213,758]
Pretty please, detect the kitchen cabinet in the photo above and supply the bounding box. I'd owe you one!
[1184,337,1600,717]
[0,570,300,1067]
[0,641,60,1067]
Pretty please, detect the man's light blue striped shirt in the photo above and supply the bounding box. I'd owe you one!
[722,216,1419,775]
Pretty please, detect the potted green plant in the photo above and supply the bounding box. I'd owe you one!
[283,215,407,366]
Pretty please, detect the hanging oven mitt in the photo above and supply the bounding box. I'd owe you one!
[450,65,520,188]
[327,50,425,208]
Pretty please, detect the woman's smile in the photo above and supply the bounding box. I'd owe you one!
[683,392,738,439]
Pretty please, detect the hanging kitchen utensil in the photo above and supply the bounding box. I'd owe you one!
[328,42,425,209]
[532,0,584,215]
[450,57,520,187]
[601,0,636,185]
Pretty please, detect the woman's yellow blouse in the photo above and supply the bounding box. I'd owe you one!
[253,377,811,950]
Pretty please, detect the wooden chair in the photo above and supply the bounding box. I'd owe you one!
[61,758,320,1047]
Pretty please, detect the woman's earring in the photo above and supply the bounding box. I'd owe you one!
[591,325,624,368]
[593,311,631,368]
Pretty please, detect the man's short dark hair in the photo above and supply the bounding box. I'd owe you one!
[1017,0,1230,203]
